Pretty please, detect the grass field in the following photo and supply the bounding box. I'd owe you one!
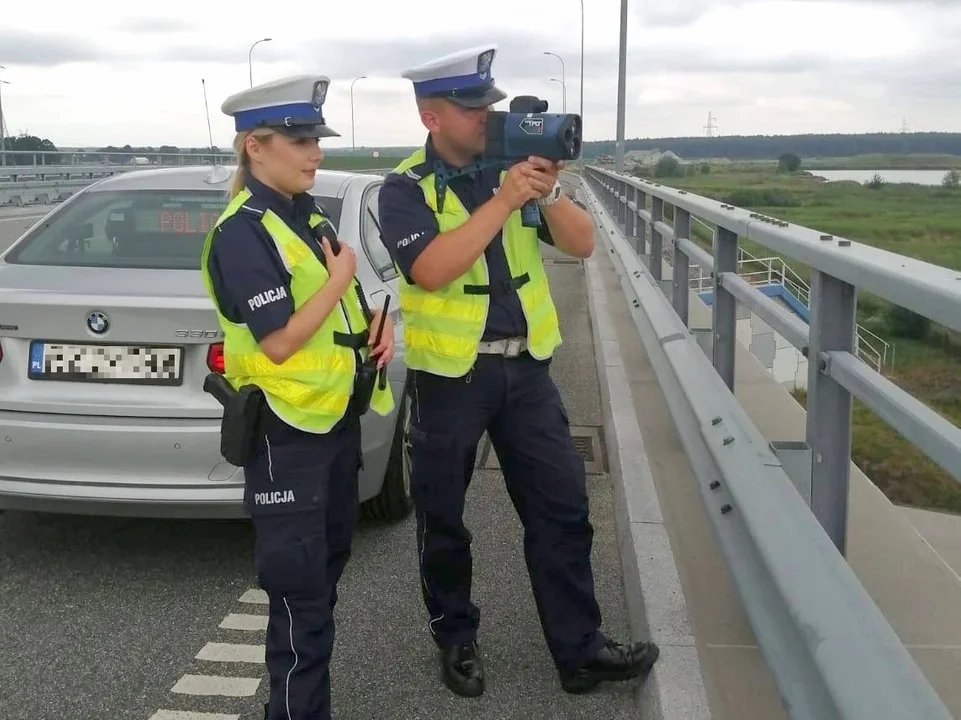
[643,162,961,513]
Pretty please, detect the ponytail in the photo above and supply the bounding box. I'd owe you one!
[228,163,247,200]
[228,128,273,199]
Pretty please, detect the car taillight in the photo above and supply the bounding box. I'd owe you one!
[207,343,225,373]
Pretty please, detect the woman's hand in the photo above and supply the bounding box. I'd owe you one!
[321,236,356,292]
[368,308,395,369]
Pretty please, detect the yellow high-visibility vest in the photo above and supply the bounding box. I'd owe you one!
[389,148,562,377]
[200,188,394,432]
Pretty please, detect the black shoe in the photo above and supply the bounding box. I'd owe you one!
[559,638,660,694]
[440,641,485,698]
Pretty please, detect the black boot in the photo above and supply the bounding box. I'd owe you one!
[440,640,485,698]
[559,639,660,694]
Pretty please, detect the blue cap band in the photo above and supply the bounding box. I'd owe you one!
[233,102,324,131]
[413,73,493,97]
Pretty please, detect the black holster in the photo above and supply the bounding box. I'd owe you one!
[350,360,378,417]
[204,373,266,467]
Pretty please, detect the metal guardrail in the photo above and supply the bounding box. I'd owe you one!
[0,150,235,167]
[0,163,395,207]
[576,166,958,720]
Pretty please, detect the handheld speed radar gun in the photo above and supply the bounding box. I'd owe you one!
[431,95,582,229]
[485,95,582,226]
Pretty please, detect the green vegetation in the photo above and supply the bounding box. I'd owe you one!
[640,161,961,513]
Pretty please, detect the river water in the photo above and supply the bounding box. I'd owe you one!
[807,169,952,186]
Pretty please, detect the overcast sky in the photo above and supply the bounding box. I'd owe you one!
[2,0,959,150]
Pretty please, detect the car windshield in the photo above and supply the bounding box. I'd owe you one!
[4,189,343,270]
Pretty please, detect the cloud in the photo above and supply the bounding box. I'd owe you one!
[114,17,193,33]
[635,0,960,28]
[0,29,111,66]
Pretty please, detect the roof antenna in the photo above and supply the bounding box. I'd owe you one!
[202,78,231,185]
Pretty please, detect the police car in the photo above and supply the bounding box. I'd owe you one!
[0,164,412,522]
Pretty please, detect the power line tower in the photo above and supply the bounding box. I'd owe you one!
[900,117,909,133]
[704,111,717,137]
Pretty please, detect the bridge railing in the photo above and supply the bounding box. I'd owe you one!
[0,154,393,207]
[685,236,891,371]
[574,166,959,720]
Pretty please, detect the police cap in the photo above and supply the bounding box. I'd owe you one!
[221,74,340,138]
[401,44,506,109]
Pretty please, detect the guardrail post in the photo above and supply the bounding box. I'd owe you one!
[650,197,663,281]
[806,270,856,555]
[713,227,738,390]
[625,185,636,240]
[635,189,648,256]
[616,180,626,226]
[672,208,691,326]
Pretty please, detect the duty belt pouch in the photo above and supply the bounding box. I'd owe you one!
[220,385,266,467]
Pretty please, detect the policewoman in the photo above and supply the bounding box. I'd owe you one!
[199,74,395,720]
[377,46,660,697]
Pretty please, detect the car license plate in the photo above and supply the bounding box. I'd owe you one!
[28,341,184,385]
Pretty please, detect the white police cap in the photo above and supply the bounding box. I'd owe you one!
[401,44,506,108]
[221,74,340,138]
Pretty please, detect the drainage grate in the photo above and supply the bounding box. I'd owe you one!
[481,425,607,476]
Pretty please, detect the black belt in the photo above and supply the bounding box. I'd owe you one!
[463,273,530,297]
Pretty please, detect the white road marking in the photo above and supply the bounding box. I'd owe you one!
[0,214,44,223]
[220,613,268,631]
[171,673,261,697]
[239,588,268,604]
[148,711,239,720]
[148,588,271,718]
[195,642,265,664]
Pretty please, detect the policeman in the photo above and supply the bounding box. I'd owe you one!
[377,45,660,697]
[199,74,395,720]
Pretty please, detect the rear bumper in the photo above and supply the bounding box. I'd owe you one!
[0,405,395,519]
[0,476,247,519]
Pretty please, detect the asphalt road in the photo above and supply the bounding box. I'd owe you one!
[0,203,643,719]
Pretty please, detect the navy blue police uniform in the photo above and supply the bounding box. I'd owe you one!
[208,75,365,720]
[378,44,659,698]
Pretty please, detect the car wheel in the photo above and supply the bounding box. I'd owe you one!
[360,376,413,523]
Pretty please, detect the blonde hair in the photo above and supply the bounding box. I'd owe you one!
[228,127,275,199]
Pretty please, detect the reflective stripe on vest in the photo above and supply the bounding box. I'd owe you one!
[389,149,562,377]
[199,188,395,433]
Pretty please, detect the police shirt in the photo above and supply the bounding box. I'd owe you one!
[206,174,355,437]
[377,137,554,342]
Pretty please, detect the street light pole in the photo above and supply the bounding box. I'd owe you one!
[248,38,272,87]
[350,76,366,154]
[579,0,584,128]
[543,51,566,112]
[615,0,627,172]
[0,67,9,168]
[550,79,566,113]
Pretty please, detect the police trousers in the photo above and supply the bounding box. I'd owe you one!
[407,352,607,672]
[243,410,361,720]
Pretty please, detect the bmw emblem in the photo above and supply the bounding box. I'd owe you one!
[87,311,109,334]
